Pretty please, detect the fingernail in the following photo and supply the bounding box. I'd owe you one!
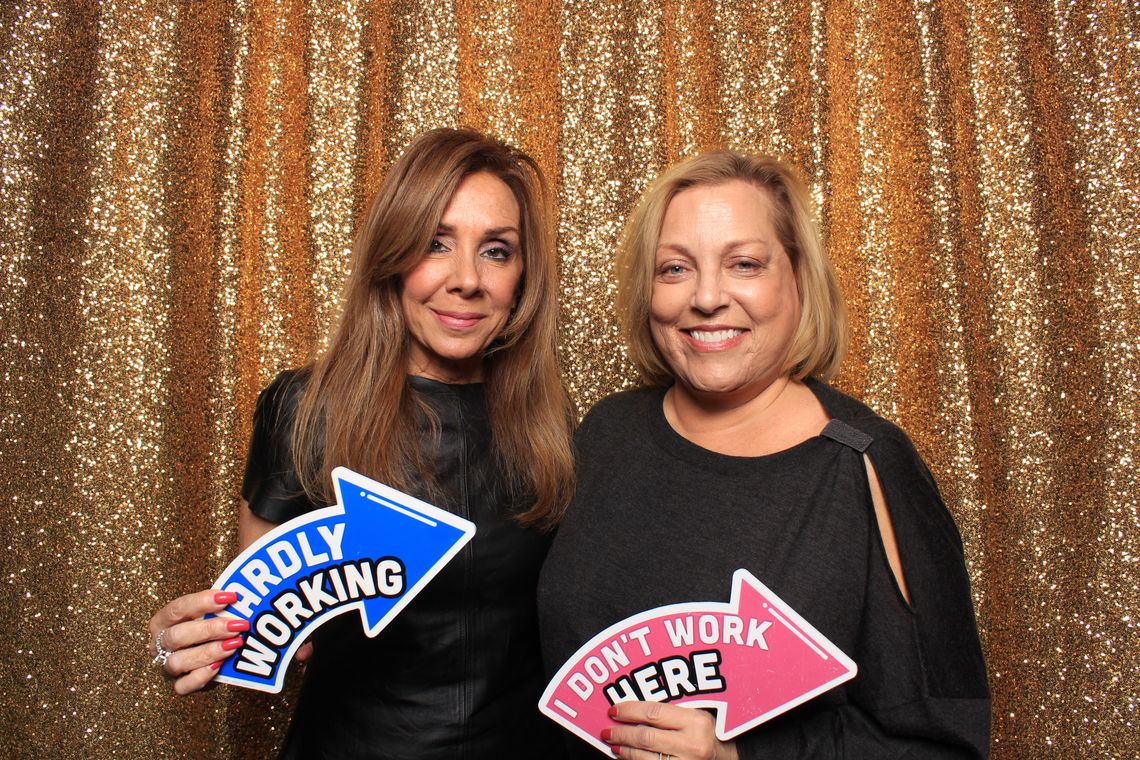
[210,661,222,670]
[612,747,622,757]
[226,619,250,632]
[607,705,618,719]
[600,728,613,743]
[222,636,244,651]
[214,591,237,605]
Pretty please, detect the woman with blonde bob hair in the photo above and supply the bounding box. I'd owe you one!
[149,128,575,759]
[618,152,847,387]
[540,151,990,759]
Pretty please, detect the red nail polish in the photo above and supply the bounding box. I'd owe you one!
[600,728,612,742]
[214,591,237,605]
[210,661,222,670]
[226,619,250,632]
[222,636,244,651]
[612,747,622,757]
[608,705,618,719]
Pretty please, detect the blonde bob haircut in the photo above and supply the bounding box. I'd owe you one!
[292,127,575,529]
[616,151,847,386]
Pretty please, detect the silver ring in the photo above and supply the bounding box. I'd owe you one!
[152,629,173,668]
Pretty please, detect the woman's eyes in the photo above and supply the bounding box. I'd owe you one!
[656,262,690,280]
[729,257,766,274]
[656,258,766,279]
[480,244,514,261]
[426,238,514,260]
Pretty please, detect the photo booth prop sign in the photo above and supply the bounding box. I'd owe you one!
[210,466,475,693]
[540,569,857,756]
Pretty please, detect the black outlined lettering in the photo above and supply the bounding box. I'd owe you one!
[602,649,726,705]
[234,557,406,678]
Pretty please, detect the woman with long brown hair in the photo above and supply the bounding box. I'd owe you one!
[148,128,575,759]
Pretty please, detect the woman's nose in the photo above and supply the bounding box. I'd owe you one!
[691,272,729,313]
[447,251,481,295]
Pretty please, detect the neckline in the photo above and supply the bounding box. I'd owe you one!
[645,380,831,475]
[408,374,486,398]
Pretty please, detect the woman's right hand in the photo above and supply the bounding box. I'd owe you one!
[147,589,249,695]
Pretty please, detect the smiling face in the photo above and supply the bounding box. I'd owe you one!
[401,171,523,383]
[649,180,802,402]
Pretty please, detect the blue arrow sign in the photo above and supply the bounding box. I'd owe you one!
[210,466,475,693]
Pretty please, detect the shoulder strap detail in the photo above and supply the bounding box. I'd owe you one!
[821,419,873,452]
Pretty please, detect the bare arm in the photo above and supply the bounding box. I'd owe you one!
[863,454,911,605]
[238,498,277,550]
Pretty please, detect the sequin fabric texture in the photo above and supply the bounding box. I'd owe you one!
[0,1,1136,757]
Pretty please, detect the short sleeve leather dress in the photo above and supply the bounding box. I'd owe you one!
[242,369,565,760]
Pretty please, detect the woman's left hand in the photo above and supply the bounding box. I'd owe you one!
[601,701,739,760]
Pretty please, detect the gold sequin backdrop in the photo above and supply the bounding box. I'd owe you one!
[0,0,1136,757]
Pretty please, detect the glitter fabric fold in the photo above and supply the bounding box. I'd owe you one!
[0,1,1136,757]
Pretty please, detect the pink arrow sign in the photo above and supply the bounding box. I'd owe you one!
[540,569,857,756]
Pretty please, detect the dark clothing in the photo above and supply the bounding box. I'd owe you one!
[243,369,564,760]
[538,379,990,759]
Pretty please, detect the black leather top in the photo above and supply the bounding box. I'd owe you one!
[242,369,565,759]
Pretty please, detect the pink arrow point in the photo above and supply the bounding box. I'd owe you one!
[540,569,857,756]
[716,570,857,736]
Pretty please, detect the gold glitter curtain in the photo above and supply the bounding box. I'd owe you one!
[1,0,1136,757]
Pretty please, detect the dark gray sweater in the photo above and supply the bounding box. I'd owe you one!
[538,379,990,759]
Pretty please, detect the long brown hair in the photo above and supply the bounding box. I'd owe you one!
[292,128,575,529]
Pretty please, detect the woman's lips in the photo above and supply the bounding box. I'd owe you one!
[681,327,747,350]
[433,310,484,330]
